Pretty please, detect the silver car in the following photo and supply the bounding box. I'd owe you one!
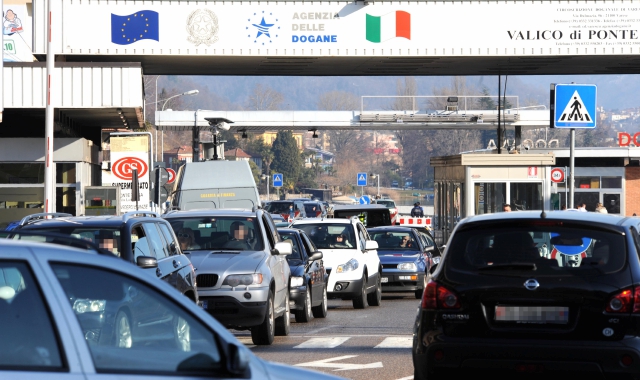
[0,238,342,379]
[163,209,292,345]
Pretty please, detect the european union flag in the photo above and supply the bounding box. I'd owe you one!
[111,10,159,45]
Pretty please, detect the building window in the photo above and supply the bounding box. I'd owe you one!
[510,182,542,211]
[0,163,44,184]
[474,182,506,215]
[56,163,76,184]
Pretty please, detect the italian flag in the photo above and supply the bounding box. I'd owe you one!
[366,11,411,43]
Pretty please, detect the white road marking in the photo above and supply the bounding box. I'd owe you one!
[305,325,338,335]
[396,376,413,380]
[296,355,383,371]
[375,336,413,348]
[294,337,350,349]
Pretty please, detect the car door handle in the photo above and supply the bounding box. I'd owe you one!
[156,268,163,277]
[173,260,180,268]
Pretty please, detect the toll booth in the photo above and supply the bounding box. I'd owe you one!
[430,152,555,245]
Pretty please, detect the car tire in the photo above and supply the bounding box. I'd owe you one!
[312,286,328,318]
[251,291,275,345]
[114,310,132,348]
[275,292,291,336]
[174,316,191,351]
[352,273,369,309]
[294,287,313,323]
[367,273,382,306]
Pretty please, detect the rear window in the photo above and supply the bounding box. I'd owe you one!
[19,227,122,256]
[293,223,356,250]
[333,209,391,227]
[447,223,626,276]
[375,200,395,208]
[264,202,292,214]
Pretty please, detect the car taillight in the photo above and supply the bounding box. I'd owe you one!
[422,280,460,310]
[606,286,640,313]
[316,211,322,217]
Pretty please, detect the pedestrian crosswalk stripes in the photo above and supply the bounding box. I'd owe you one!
[294,337,350,349]
[234,335,413,349]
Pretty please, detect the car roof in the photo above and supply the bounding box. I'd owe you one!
[19,215,161,228]
[459,210,633,227]
[367,226,417,233]
[292,217,355,225]
[163,209,260,218]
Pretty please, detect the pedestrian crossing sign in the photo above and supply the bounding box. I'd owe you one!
[553,84,597,128]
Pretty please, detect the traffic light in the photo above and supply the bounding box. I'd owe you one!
[152,167,169,205]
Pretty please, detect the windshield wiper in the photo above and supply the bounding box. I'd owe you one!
[478,263,537,271]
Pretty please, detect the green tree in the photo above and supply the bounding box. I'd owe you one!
[296,167,318,192]
[271,131,303,192]
[248,160,261,187]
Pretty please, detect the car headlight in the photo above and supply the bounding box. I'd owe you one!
[398,262,417,271]
[73,299,106,314]
[222,274,264,287]
[336,258,359,273]
[290,276,304,287]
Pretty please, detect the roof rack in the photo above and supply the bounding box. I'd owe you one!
[122,211,160,223]
[19,213,72,227]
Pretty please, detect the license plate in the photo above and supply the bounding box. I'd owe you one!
[495,306,569,324]
[381,277,389,283]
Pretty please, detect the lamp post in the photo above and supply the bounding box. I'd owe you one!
[157,89,198,164]
[371,173,380,198]
[261,174,270,201]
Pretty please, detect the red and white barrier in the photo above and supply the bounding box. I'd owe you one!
[396,216,432,228]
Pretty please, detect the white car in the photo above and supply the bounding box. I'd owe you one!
[292,218,382,309]
[0,238,342,380]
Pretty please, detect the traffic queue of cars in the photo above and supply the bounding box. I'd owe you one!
[1,198,449,378]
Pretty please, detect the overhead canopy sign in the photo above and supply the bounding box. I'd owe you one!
[62,2,640,58]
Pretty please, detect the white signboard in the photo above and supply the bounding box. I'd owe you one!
[102,135,151,213]
[62,2,640,57]
[3,5,35,62]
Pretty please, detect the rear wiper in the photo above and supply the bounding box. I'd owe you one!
[478,263,537,271]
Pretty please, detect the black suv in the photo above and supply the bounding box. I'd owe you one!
[13,212,198,303]
[413,211,640,379]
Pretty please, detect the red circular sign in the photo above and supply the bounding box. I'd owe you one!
[112,157,148,181]
[166,168,177,184]
[550,167,565,183]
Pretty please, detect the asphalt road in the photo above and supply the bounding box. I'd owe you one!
[233,292,420,380]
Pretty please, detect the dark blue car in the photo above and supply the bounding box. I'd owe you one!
[367,226,439,299]
[278,228,328,322]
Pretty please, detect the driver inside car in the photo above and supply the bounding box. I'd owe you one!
[224,221,252,250]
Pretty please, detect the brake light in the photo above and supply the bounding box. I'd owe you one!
[606,286,640,313]
[422,280,460,310]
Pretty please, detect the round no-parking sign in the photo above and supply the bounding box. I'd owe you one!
[550,167,565,183]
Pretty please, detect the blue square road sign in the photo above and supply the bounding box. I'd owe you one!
[553,84,597,128]
[357,172,368,186]
[273,173,283,187]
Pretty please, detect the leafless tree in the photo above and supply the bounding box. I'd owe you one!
[317,91,365,156]
[246,84,284,110]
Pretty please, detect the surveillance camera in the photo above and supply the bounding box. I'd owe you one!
[524,146,530,151]
[218,122,230,131]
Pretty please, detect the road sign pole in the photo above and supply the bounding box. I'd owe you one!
[570,129,575,209]
[565,166,568,209]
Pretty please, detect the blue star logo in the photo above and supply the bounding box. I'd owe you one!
[246,11,279,45]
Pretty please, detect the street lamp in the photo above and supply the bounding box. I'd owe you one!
[261,174,270,201]
[157,89,199,164]
[370,173,380,198]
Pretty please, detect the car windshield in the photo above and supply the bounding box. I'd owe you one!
[264,202,292,214]
[294,223,356,250]
[18,227,122,256]
[166,216,264,251]
[279,232,303,260]
[375,200,395,208]
[447,222,626,275]
[370,231,417,250]
[304,203,320,215]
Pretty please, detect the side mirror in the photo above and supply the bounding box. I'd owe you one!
[308,251,323,261]
[170,241,179,255]
[365,240,379,251]
[136,256,158,268]
[227,343,250,375]
[274,241,292,256]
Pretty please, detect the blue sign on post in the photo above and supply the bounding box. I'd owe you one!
[359,195,371,204]
[553,84,597,128]
[273,173,283,188]
[357,172,368,187]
